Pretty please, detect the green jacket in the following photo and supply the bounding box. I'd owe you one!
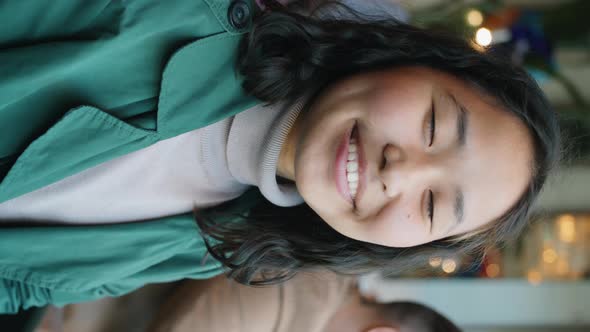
[0,0,261,313]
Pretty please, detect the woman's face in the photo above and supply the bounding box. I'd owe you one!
[281,66,534,247]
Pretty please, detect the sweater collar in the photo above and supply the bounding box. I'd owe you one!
[226,100,305,207]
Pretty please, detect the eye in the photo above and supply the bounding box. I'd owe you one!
[427,189,435,229]
[428,101,436,147]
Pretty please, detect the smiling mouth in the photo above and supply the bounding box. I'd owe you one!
[346,126,360,200]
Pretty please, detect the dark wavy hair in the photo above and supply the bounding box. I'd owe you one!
[196,0,561,285]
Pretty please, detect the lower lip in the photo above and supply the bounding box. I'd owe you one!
[334,125,355,205]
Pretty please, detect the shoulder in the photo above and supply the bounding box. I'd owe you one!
[285,271,355,305]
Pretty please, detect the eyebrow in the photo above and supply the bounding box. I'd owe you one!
[449,93,469,231]
[450,93,469,147]
[444,188,465,236]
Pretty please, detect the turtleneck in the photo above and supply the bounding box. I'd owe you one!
[0,102,304,223]
[225,100,305,207]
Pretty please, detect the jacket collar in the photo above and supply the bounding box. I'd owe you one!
[156,32,258,139]
[0,29,258,203]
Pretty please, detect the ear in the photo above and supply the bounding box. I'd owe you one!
[365,327,399,332]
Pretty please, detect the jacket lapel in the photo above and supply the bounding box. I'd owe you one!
[0,106,159,203]
[0,32,258,203]
[157,33,258,139]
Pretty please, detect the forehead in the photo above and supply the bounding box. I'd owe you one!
[440,71,535,235]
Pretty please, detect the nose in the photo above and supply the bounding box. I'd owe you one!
[379,144,440,198]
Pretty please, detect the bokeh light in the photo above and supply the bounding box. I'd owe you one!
[527,270,543,285]
[466,9,484,27]
[475,28,492,47]
[557,214,576,243]
[542,248,558,264]
[486,263,501,278]
[429,256,442,268]
[442,259,457,274]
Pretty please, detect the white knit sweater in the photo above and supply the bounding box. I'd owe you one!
[0,102,304,224]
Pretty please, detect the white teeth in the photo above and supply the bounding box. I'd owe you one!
[347,171,358,182]
[346,133,360,199]
[346,160,358,172]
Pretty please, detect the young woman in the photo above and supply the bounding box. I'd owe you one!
[0,0,560,312]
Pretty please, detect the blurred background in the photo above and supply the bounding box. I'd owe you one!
[360,0,590,331]
[19,1,589,331]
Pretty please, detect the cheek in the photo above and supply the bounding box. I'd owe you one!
[294,133,340,216]
[366,91,426,145]
[294,145,324,197]
[368,202,431,247]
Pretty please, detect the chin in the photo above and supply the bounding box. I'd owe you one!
[297,182,335,219]
[297,180,330,213]
[295,155,330,204]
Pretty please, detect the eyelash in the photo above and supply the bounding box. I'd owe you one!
[428,102,436,146]
[426,102,436,228]
[427,102,436,227]
[427,190,435,227]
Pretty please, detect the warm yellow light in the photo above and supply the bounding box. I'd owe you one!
[429,256,442,267]
[542,248,558,264]
[442,259,457,274]
[527,270,542,285]
[557,214,576,243]
[486,263,500,278]
[557,260,570,275]
[466,9,484,27]
[475,28,492,47]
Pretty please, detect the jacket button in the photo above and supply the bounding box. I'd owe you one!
[228,0,251,30]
